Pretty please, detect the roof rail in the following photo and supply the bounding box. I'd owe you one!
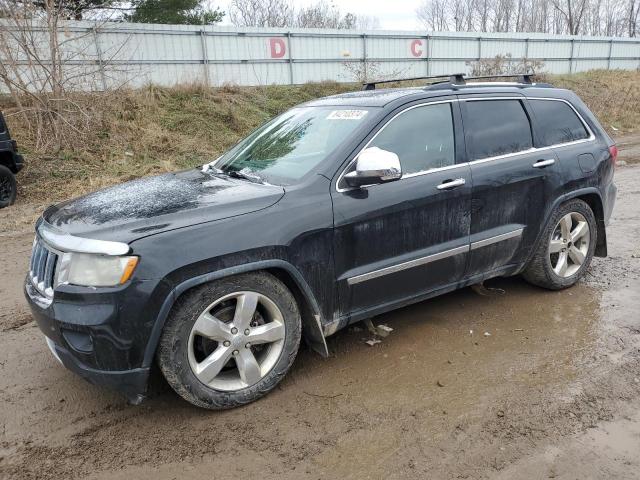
[362,73,466,91]
[362,72,538,91]
[463,73,536,84]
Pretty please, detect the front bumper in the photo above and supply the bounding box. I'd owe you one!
[44,335,149,404]
[25,279,154,404]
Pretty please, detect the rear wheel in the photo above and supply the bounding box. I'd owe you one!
[0,165,16,208]
[523,199,597,290]
[157,272,301,409]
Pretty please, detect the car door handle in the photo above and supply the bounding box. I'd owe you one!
[437,178,466,190]
[532,159,555,168]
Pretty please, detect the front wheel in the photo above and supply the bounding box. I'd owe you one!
[523,199,597,290]
[157,272,301,409]
[0,165,17,208]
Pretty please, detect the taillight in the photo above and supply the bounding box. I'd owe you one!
[609,145,618,167]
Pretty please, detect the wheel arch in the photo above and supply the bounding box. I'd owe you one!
[0,151,18,173]
[522,187,607,273]
[142,260,329,369]
[573,192,607,257]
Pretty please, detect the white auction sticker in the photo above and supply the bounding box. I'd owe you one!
[327,110,368,120]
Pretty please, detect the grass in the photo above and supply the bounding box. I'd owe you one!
[549,70,640,133]
[2,70,639,204]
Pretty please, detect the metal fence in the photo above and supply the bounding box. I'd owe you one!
[3,21,640,90]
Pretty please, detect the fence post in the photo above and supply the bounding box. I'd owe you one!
[362,33,367,82]
[569,38,574,73]
[200,30,210,86]
[286,32,294,85]
[92,26,107,91]
[607,39,614,70]
[425,34,431,75]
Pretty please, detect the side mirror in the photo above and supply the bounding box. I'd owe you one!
[344,147,402,188]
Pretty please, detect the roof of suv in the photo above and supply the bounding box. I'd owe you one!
[305,81,562,108]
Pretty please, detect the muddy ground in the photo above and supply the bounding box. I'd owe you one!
[1,141,640,479]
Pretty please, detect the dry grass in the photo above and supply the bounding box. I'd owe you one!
[2,81,352,204]
[549,70,640,134]
[1,70,638,204]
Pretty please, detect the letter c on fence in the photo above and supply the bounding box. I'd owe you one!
[269,38,286,58]
[411,39,423,57]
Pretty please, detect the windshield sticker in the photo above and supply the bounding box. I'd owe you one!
[327,110,368,120]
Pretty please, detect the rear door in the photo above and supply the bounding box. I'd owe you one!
[527,97,597,187]
[459,96,563,276]
[331,99,471,318]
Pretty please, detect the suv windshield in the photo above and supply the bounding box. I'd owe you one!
[214,106,371,184]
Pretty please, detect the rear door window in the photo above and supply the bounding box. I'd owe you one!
[529,99,590,146]
[463,100,533,160]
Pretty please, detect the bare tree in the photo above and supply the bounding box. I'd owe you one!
[228,0,379,30]
[0,0,130,150]
[295,1,350,28]
[355,14,381,30]
[416,0,639,35]
[228,0,293,27]
[629,0,639,36]
[551,0,589,34]
[416,0,450,30]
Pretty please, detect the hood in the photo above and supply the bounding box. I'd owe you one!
[43,169,285,244]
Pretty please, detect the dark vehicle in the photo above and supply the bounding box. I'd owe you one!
[25,74,617,409]
[0,112,24,208]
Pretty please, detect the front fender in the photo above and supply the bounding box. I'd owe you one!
[141,259,329,368]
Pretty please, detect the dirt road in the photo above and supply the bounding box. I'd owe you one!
[2,149,640,479]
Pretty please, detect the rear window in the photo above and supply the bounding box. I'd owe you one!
[464,100,533,160]
[529,99,590,146]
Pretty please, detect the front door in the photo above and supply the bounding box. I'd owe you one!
[459,96,563,275]
[331,100,472,319]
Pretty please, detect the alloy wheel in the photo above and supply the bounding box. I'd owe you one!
[549,212,590,278]
[188,291,286,391]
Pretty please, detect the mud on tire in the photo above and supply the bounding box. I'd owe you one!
[157,271,301,409]
[523,199,597,290]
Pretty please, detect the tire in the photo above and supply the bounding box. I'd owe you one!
[523,199,597,290]
[0,165,17,208]
[157,271,301,409]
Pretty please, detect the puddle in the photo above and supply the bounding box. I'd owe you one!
[289,276,603,420]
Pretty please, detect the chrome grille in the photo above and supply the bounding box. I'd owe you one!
[29,237,58,298]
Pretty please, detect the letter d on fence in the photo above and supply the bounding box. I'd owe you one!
[269,38,286,58]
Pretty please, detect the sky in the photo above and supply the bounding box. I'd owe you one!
[215,0,424,30]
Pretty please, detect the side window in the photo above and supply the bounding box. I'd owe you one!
[529,99,590,146]
[464,100,533,160]
[368,103,455,175]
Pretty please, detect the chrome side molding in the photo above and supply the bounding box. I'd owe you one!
[346,228,524,285]
[470,228,524,251]
[347,245,469,285]
[38,221,130,256]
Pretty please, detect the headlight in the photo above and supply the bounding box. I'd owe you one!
[56,253,139,287]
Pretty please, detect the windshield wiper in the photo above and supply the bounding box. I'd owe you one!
[201,162,223,174]
[226,169,264,184]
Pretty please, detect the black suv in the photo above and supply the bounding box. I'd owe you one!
[25,74,617,409]
[0,112,24,208]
